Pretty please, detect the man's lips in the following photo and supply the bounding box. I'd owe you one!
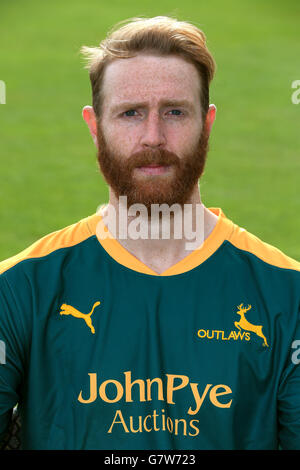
[135,165,171,175]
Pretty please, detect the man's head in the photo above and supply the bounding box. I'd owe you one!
[81,16,216,209]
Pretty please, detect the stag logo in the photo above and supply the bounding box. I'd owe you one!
[59,301,101,334]
[234,303,269,347]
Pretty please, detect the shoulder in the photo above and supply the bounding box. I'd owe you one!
[227,217,300,273]
[0,213,101,276]
[209,208,300,273]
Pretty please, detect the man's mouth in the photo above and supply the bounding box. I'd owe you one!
[135,164,171,175]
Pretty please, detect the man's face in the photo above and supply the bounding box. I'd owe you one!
[92,54,213,209]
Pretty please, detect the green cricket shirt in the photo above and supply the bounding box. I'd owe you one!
[0,208,299,449]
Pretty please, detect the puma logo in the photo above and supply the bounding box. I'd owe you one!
[59,301,101,334]
[234,303,269,347]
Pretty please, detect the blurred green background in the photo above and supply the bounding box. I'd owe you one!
[0,0,299,261]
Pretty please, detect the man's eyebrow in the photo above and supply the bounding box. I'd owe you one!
[111,99,195,113]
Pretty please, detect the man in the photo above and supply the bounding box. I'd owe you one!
[0,16,299,450]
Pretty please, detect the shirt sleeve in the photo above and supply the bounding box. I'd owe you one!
[277,307,300,449]
[0,274,28,442]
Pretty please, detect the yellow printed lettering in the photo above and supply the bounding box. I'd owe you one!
[174,418,187,436]
[107,409,129,433]
[188,419,200,437]
[124,371,146,403]
[197,329,207,338]
[166,374,189,404]
[99,379,124,403]
[78,373,97,404]
[188,383,212,415]
[146,377,164,401]
[209,384,233,408]
[143,414,153,432]
[227,331,236,340]
[129,415,143,433]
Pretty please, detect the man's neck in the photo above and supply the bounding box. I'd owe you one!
[98,189,218,274]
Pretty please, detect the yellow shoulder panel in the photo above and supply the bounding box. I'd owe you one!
[0,214,101,275]
[228,223,300,272]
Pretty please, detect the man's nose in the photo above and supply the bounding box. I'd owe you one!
[140,113,166,148]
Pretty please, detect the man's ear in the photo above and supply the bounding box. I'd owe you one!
[205,104,217,134]
[82,105,98,146]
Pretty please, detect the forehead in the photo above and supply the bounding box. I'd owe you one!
[101,53,201,109]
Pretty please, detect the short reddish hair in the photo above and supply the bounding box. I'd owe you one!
[81,16,216,122]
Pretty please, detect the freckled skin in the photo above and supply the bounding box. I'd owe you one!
[99,54,204,162]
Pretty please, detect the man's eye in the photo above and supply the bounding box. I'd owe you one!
[123,110,138,117]
[168,109,183,116]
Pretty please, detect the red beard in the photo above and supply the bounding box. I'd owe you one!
[96,123,210,211]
